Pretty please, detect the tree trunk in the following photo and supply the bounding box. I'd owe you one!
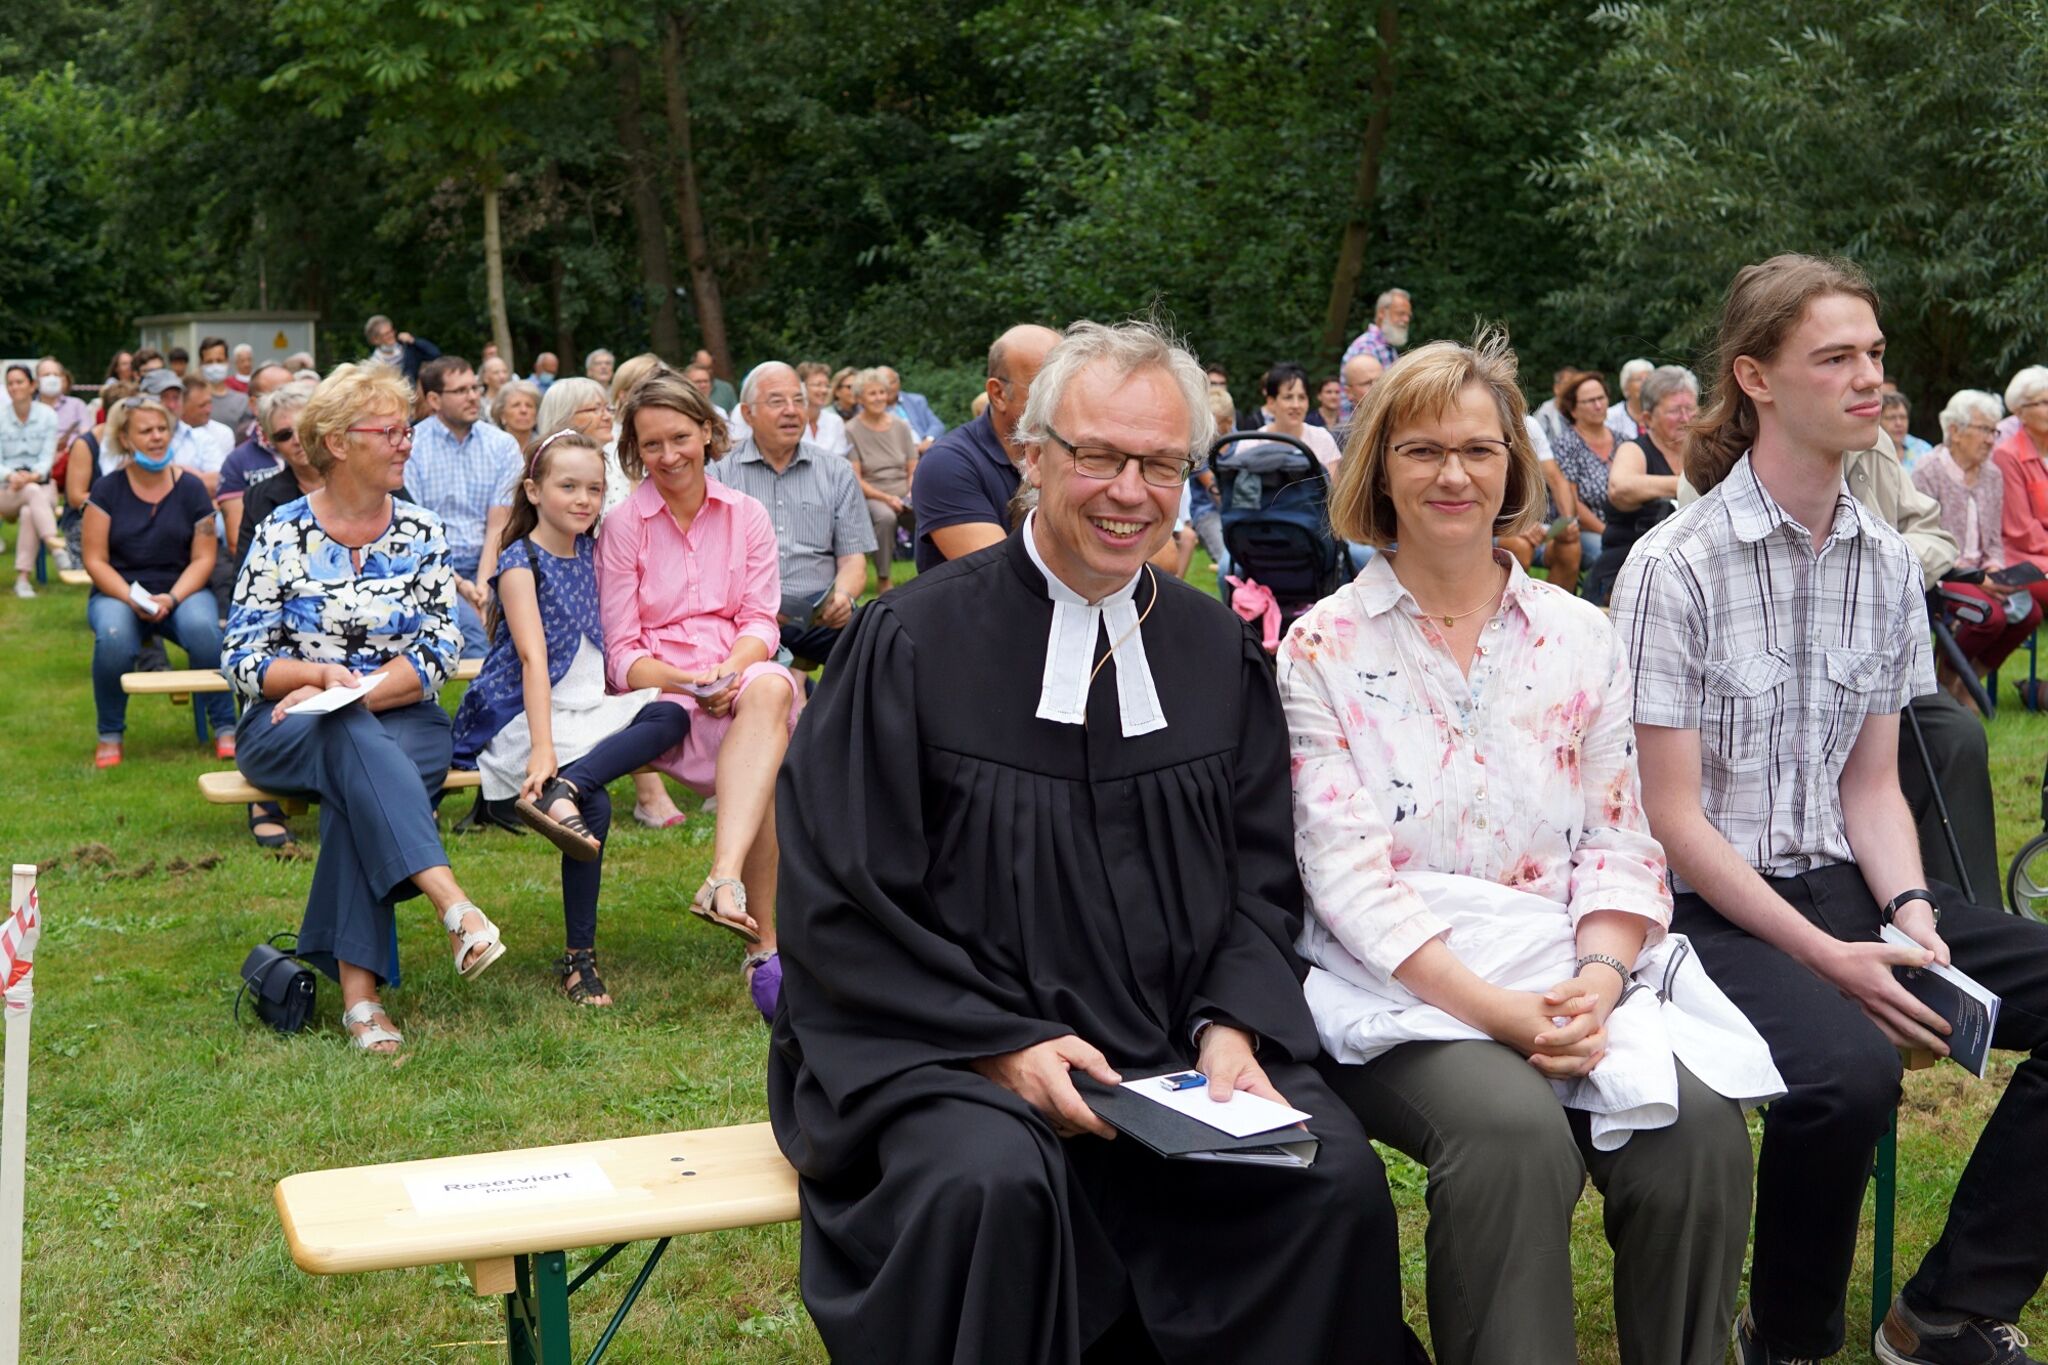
[659,11,732,380]
[611,43,682,361]
[549,252,576,369]
[482,173,515,369]
[1319,2,1398,364]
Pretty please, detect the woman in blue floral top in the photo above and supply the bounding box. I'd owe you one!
[225,363,506,1055]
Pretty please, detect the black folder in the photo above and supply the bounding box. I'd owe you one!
[1074,1077,1320,1169]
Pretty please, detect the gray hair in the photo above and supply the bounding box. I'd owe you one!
[231,343,254,361]
[362,314,392,344]
[491,378,542,426]
[536,377,609,439]
[851,366,891,399]
[2005,365,2048,417]
[740,361,797,408]
[1637,365,1699,416]
[583,348,614,372]
[1374,288,1410,316]
[1939,389,2003,437]
[1014,318,1216,467]
[1619,357,1655,386]
[256,380,314,434]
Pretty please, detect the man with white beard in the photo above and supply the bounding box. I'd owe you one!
[1340,287,1411,420]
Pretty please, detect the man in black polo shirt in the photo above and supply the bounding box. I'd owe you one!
[912,323,1060,572]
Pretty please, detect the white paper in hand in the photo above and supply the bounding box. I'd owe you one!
[286,672,385,715]
[1122,1073,1311,1138]
[128,581,163,617]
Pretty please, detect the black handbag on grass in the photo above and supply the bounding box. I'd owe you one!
[237,933,317,1035]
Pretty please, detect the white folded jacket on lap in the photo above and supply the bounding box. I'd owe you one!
[1302,871,1785,1150]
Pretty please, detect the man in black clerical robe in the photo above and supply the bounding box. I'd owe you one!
[768,319,1416,1365]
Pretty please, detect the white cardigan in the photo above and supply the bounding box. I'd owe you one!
[1305,871,1785,1150]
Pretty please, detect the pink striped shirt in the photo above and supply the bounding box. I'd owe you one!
[598,475,782,690]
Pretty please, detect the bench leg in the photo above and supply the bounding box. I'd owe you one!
[505,1254,538,1365]
[1872,1112,1898,1338]
[534,1250,571,1362]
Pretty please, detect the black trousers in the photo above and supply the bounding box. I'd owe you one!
[1898,690,2000,903]
[552,701,689,948]
[1673,864,2048,1355]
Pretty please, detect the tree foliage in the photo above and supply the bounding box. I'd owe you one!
[4,0,2047,430]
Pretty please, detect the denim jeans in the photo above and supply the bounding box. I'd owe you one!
[87,590,234,739]
[450,550,488,659]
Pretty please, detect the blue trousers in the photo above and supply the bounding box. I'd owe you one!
[87,590,234,739]
[236,699,453,988]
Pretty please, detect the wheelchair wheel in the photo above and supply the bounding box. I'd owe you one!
[2004,831,2048,920]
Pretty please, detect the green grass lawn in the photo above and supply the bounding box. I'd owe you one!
[3,554,2044,1362]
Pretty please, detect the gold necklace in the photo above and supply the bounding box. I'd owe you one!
[1413,565,1506,629]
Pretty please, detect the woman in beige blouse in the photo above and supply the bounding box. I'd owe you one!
[845,366,918,592]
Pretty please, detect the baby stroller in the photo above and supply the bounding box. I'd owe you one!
[1209,431,1345,647]
[2004,764,2048,921]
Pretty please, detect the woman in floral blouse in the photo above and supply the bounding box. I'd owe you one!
[225,363,505,1055]
[1278,337,1754,1365]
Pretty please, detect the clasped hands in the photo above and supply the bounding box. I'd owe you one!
[1479,972,1621,1080]
[970,1024,1281,1141]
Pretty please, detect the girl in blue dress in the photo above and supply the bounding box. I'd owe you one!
[452,430,689,1004]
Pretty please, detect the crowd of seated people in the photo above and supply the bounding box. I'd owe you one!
[17,271,2048,1364]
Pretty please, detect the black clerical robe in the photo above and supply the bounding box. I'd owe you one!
[768,531,1416,1365]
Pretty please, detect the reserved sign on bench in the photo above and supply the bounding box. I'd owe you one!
[404,1158,613,1217]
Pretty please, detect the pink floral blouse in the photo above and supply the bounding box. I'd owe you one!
[1276,551,1671,984]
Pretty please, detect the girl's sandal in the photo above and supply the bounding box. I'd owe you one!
[553,948,612,1006]
[515,777,602,862]
[689,876,761,945]
[441,901,507,980]
[340,999,403,1053]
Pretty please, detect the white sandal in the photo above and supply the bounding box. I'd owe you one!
[441,901,506,980]
[340,999,404,1053]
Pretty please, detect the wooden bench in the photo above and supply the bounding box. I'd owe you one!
[199,767,480,814]
[56,568,89,587]
[123,657,483,700]
[275,1123,797,1364]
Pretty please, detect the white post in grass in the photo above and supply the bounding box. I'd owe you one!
[0,864,41,1365]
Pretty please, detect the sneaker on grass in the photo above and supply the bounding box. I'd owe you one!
[1877,1296,2041,1365]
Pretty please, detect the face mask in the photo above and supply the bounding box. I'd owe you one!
[131,446,174,472]
[201,363,229,384]
[37,375,63,398]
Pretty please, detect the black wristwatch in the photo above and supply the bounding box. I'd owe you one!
[1881,887,1939,927]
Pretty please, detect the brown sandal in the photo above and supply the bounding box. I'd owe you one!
[689,877,761,944]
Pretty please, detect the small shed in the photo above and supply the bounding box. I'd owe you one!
[133,311,320,366]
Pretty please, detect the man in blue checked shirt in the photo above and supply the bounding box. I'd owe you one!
[406,355,522,658]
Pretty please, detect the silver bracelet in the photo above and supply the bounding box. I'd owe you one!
[1576,953,1630,985]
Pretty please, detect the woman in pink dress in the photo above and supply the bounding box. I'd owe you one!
[599,368,801,1019]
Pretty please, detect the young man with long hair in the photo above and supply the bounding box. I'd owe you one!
[1614,254,2048,1364]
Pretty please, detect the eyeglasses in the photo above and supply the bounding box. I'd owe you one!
[750,395,806,414]
[438,383,481,398]
[270,427,296,444]
[1045,426,1194,487]
[347,423,415,446]
[1392,439,1511,468]
[573,404,609,420]
[1959,422,1999,436]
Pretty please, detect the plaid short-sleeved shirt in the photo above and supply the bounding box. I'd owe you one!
[1610,453,1935,886]
[405,415,522,567]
